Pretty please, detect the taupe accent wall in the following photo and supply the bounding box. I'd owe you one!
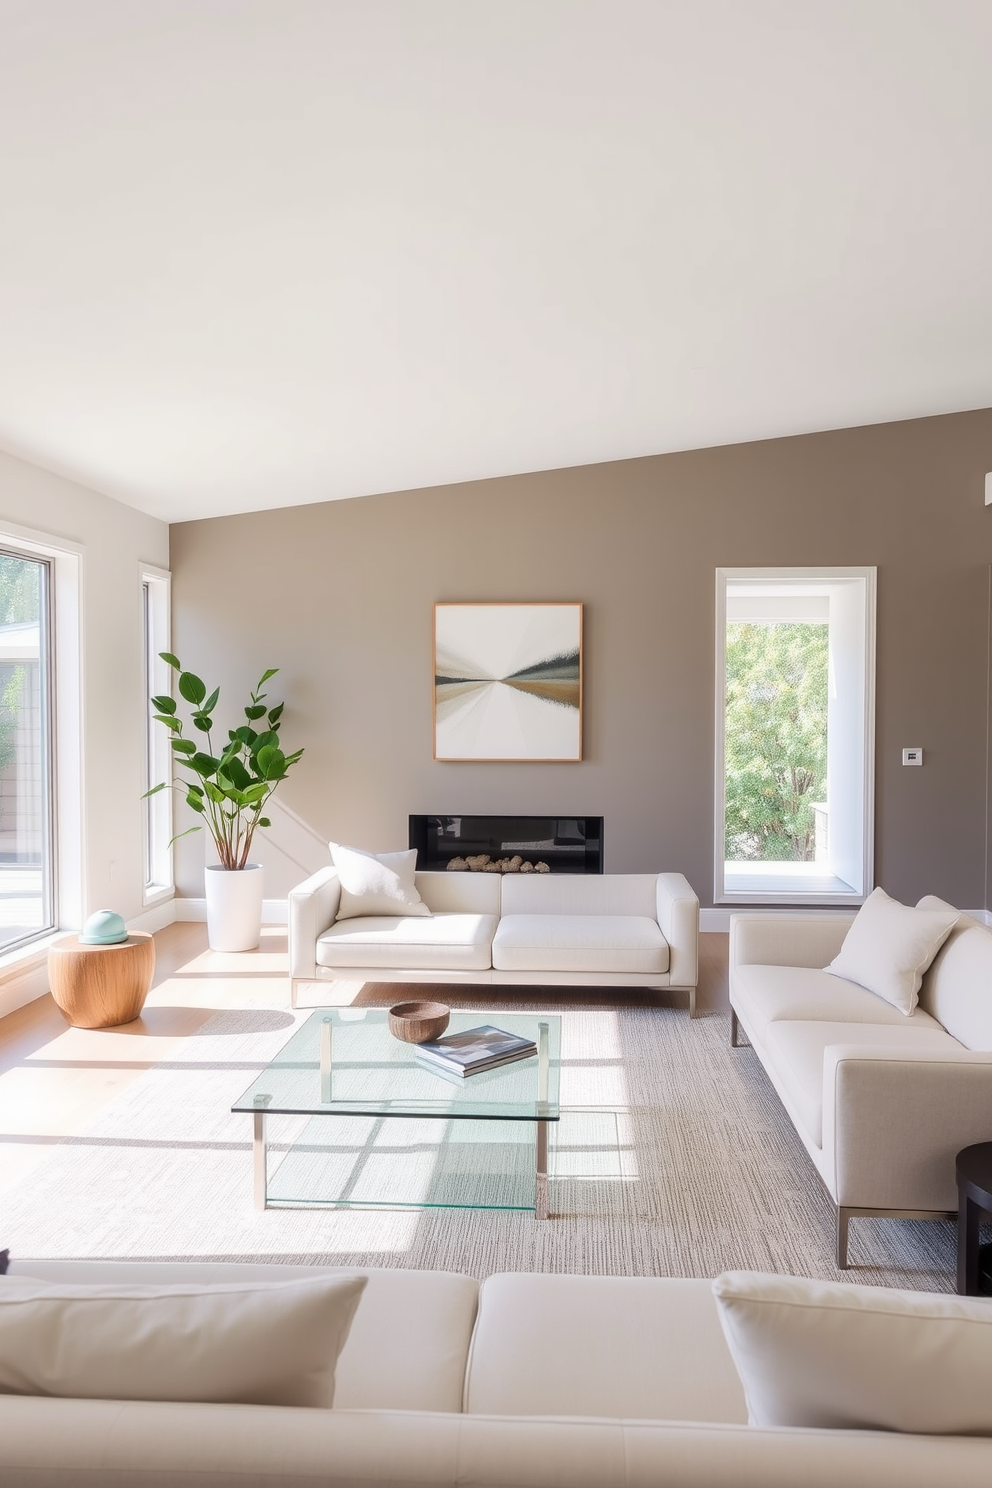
[170,408,992,910]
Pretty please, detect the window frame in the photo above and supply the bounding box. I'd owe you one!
[140,564,173,903]
[714,565,876,907]
[0,521,82,965]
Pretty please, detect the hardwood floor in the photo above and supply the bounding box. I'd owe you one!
[0,923,730,1201]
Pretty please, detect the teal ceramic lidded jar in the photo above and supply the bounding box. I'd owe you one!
[79,910,128,945]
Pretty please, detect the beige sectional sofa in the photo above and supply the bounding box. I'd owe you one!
[730,897,992,1266]
[290,868,700,1013]
[4,1258,991,1486]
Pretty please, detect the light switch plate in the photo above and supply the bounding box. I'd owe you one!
[902,747,923,766]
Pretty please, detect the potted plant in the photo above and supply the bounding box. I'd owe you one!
[145,655,304,951]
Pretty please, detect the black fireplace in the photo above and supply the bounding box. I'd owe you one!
[409,815,603,874]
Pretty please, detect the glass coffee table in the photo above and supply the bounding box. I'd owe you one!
[232,1008,561,1218]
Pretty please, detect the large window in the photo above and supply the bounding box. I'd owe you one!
[715,567,875,905]
[0,548,53,950]
[141,566,173,899]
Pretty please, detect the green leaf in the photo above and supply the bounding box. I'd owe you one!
[232,725,257,746]
[203,781,226,805]
[282,748,304,765]
[250,729,278,755]
[257,817,271,829]
[200,687,220,714]
[242,782,270,804]
[179,671,207,705]
[150,695,176,714]
[160,652,181,670]
[171,738,197,755]
[185,782,204,795]
[186,793,205,813]
[219,757,252,791]
[258,668,279,686]
[167,824,202,846]
[190,752,219,777]
[153,713,181,732]
[244,704,267,721]
[267,702,284,725]
[256,745,286,780]
[141,781,168,799]
[192,715,213,732]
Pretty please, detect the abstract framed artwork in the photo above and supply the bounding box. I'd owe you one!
[433,602,583,761]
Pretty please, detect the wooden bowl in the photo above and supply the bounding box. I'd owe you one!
[388,1000,450,1043]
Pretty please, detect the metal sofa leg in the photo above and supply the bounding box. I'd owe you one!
[730,1009,739,1047]
[290,978,300,1010]
[689,985,697,1019]
[836,1207,850,1269]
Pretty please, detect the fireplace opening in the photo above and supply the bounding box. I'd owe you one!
[409,816,603,874]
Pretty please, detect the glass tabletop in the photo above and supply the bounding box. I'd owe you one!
[232,1008,561,1121]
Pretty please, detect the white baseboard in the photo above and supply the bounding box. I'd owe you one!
[172,898,288,925]
[128,900,179,934]
[702,906,991,931]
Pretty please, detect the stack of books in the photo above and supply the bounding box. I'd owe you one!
[415,1025,537,1079]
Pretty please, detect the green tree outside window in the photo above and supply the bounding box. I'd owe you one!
[725,622,828,862]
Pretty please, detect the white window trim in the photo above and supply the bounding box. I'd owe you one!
[715,565,876,906]
[0,518,83,963]
[141,563,173,904]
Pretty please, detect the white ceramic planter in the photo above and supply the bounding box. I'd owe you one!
[204,863,263,952]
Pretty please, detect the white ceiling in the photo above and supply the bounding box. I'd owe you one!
[1,1,991,524]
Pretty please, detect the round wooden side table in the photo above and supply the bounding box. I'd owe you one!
[956,1142,992,1296]
[48,933,156,1029]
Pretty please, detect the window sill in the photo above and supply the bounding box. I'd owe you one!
[719,861,864,905]
[0,929,61,984]
[143,884,175,908]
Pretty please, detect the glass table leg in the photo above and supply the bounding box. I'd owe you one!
[535,1117,549,1219]
[253,1093,270,1210]
[320,1018,333,1103]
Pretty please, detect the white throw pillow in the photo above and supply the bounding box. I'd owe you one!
[823,885,957,1014]
[713,1271,992,1434]
[0,1273,366,1407]
[330,842,431,919]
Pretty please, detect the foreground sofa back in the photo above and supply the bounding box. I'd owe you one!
[5,1395,992,1488]
[4,1260,992,1488]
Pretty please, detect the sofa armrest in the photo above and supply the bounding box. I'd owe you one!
[656,874,699,989]
[288,866,341,979]
[730,913,855,972]
[822,1045,992,1210]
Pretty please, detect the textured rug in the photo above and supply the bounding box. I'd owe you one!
[2,1000,963,1290]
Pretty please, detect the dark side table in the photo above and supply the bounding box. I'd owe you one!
[956,1143,992,1295]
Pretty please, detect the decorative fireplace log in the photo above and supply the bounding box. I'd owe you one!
[446,854,550,873]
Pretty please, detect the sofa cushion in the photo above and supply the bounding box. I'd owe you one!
[760,1020,960,1147]
[11,1261,480,1415]
[492,914,669,973]
[330,843,431,919]
[317,913,497,971]
[500,872,660,917]
[713,1270,992,1434]
[465,1274,747,1423]
[824,887,957,1015]
[0,1274,365,1407]
[732,964,945,1039]
[918,897,992,1050]
[415,870,501,915]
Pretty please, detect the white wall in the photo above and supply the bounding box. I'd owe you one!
[0,449,170,931]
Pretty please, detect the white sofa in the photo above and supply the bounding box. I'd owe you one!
[289,868,700,1014]
[729,897,992,1266]
[3,1257,990,1486]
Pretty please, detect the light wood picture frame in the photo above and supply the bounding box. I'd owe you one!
[433,602,583,762]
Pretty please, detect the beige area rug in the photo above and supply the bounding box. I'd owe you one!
[2,997,962,1291]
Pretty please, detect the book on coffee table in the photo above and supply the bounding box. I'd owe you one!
[414,1024,538,1078]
